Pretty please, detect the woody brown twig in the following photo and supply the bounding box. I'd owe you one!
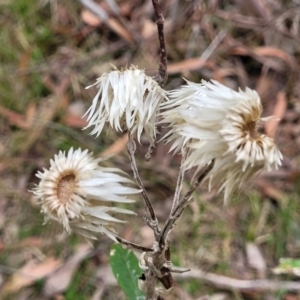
[171,146,188,214]
[158,160,215,247]
[152,0,168,85]
[115,236,152,252]
[139,159,214,300]
[127,132,160,237]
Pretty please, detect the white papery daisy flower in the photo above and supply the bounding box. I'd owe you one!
[32,148,140,241]
[84,65,167,145]
[162,80,283,203]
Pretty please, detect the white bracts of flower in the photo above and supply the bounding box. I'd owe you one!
[161,79,283,203]
[83,65,167,145]
[32,148,140,242]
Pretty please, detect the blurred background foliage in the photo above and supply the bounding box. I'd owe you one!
[1,0,300,299]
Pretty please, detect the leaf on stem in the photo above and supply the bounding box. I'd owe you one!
[109,244,145,300]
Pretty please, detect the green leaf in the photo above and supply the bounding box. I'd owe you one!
[109,244,145,300]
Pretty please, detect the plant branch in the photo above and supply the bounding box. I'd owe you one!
[176,268,300,292]
[178,160,215,205]
[151,0,168,85]
[115,236,152,252]
[127,133,160,236]
[171,146,188,214]
[130,160,215,300]
[86,265,300,293]
[158,160,215,246]
[143,271,158,299]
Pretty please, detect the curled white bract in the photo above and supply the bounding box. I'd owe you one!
[161,79,283,202]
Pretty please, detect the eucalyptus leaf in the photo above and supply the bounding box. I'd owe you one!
[109,244,145,300]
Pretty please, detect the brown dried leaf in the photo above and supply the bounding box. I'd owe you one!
[168,58,215,74]
[0,239,4,252]
[0,105,29,129]
[95,265,116,286]
[91,282,105,300]
[43,244,91,297]
[257,180,286,201]
[12,237,44,250]
[253,47,294,69]
[63,113,87,128]
[107,18,135,44]
[213,68,236,83]
[99,134,128,157]
[246,242,266,278]
[18,49,32,84]
[0,238,45,251]
[25,103,36,128]
[255,74,274,101]
[215,10,264,29]
[208,293,231,300]
[19,76,70,152]
[141,19,157,39]
[230,46,251,56]
[285,294,299,300]
[264,91,287,138]
[231,45,293,71]
[2,258,62,295]
[173,285,194,300]
[81,7,134,44]
[235,0,271,20]
[81,9,101,26]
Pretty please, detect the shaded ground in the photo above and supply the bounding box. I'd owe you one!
[1,0,300,299]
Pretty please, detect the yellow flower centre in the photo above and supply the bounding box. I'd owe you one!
[57,173,76,204]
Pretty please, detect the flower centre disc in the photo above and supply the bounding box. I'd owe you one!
[57,173,76,204]
[244,120,259,139]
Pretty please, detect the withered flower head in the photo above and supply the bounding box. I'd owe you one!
[32,148,140,241]
[161,80,282,202]
[84,65,167,145]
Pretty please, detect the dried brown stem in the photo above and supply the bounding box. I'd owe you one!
[179,160,215,205]
[142,250,172,300]
[151,0,168,85]
[171,146,188,214]
[138,161,215,300]
[127,133,160,236]
[143,271,158,299]
[115,236,152,252]
[158,160,215,246]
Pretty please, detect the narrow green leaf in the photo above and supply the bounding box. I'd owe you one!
[109,244,145,300]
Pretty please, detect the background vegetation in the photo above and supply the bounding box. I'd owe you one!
[0,0,300,299]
